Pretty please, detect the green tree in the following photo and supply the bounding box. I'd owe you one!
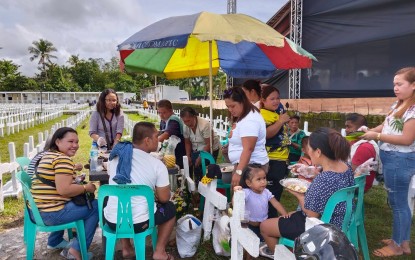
[0,59,32,91]
[69,59,101,91]
[28,39,58,79]
[67,54,81,67]
[43,64,78,92]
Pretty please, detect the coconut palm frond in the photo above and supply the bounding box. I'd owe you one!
[390,118,404,132]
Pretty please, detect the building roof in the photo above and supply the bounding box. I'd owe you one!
[267,1,290,36]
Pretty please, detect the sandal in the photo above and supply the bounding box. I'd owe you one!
[153,253,174,260]
[373,245,403,258]
[381,239,411,255]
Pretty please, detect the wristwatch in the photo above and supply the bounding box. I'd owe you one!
[235,169,242,176]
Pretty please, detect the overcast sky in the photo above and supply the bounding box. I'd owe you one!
[0,0,287,76]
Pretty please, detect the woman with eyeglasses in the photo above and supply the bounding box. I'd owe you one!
[180,107,220,184]
[224,87,269,188]
[89,89,124,150]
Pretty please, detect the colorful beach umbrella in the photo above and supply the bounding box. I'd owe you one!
[118,12,316,79]
[118,11,316,152]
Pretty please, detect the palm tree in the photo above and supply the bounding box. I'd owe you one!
[28,39,58,79]
[67,54,81,67]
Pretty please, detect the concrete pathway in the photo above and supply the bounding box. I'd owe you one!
[0,226,181,260]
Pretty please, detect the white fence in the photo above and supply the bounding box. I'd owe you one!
[0,110,89,212]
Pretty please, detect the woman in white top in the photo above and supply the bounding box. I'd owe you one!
[180,107,220,184]
[362,67,415,257]
[224,86,269,188]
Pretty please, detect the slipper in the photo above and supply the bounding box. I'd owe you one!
[373,245,403,258]
[259,244,274,259]
[153,253,174,260]
[47,239,70,249]
[381,239,411,255]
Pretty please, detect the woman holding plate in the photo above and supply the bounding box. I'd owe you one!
[259,127,355,258]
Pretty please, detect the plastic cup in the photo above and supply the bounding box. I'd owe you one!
[241,210,250,228]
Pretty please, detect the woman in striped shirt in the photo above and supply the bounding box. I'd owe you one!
[31,127,98,260]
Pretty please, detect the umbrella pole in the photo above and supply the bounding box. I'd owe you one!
[209,41,213,154]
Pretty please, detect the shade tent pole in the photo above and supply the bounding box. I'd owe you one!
[209,40,213,154]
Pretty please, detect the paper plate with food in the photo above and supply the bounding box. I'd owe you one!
[280,178,311,193]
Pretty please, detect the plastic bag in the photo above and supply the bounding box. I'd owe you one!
[176,214,202,258]
[288,164,321,179]
[212,215,231,256]
[163,135,181,168]
[354,158,378,176]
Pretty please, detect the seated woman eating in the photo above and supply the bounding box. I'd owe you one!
[259,127,355,257]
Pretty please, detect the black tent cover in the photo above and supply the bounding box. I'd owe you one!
[264,0,415,98]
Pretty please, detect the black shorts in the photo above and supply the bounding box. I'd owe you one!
[106,201,176,233]
[278,211,306,240]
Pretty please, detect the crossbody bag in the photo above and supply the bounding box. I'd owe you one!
[99,113,113,148]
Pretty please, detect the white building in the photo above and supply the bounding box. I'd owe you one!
[0,91,136,104]
[140,85,189,102]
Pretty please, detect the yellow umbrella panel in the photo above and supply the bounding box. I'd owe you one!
[124,36,220,80]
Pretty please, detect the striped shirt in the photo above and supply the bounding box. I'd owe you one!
[30,151,75,212]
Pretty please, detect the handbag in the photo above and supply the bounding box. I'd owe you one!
[34,160,94,208]
[99,113,113,148]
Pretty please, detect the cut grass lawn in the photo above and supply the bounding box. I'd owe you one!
[1,113,414,259]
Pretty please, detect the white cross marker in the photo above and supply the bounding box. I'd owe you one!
[198,179,227,240]
[230,190,260,259]
[182,156,195,192]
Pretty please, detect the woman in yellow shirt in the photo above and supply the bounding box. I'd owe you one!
[31,127,98,260]
[260,85,291,218]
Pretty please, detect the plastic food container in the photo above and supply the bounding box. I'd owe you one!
[280,178,311,193]
[218,163,234,184]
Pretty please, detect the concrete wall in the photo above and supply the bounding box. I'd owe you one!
[180,97,396,116]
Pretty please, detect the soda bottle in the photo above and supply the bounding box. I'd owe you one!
[90,141,99,172]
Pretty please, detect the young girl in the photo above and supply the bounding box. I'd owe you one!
[234,164,288,241]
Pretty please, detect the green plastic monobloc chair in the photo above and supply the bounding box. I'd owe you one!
[98,185,158,260]
[16,156,31,170]
[16,156,75,244]
[16,156,34,244]
[279,184,359,249]
[349,175,370,260]
[199,151,231,211]
[16,171,88,260]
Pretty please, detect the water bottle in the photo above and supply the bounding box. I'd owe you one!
[90,141,99,172]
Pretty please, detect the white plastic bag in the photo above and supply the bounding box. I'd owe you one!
[212,216,231,256]
[176,214,202,258]
[354,158,378,176]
